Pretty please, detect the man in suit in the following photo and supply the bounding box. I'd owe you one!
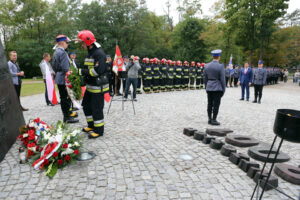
[8,51,28,111]
[238,62,253,101]
[204,49,226,126]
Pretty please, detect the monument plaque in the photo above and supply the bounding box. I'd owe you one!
[0,41,25,162]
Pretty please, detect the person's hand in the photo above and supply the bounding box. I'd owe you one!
[53,72,55,76]
[238,81,240,86]
[19,71,24,76]
[249,82,251,86]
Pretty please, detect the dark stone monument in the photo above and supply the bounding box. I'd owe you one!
[0,41,25,162]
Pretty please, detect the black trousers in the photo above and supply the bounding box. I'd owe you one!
[82,91,104,134]
[225,77,229,87]
[108,75,114,94]
[254,84,264,101]
[43,80,51,105]
[137,77,142,91]
[190,77,195,88]
[207,91,223,119]
[57,85,71,118]
[14,84,21,100]
[234,78,239,86]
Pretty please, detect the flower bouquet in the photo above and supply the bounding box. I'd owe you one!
[65,65,82,108]
[18,118,82,178]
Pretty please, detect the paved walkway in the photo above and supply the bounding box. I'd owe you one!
[1,82,300,200]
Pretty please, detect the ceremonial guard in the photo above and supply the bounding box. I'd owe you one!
[203,50,226,126]
[183,61,190,90]
[175,61,182,91]
[196,62,202,89]
[143,58,152,93]
[225,66,230,87]
[52,35,78,123]
[160,58,168,92]
[189,61,196,90]
[77,30,109,138]
[152,58,161,93]
[167,60,175,91]
[253,60,267,104]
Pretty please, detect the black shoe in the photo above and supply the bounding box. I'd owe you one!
[210,120,220,126]
[117,93,122,96]
[258,100,261,104]
[239,98,244,101]
[252,101,257,103]
[47,102,54,106]
[133,98,137,101]
[72,107,79,111]
[64,117,79,123]
[208,119,212,124]
[246,99,249,101]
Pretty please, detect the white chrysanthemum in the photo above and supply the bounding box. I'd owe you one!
[23,134,29,138]
[74,142,80,147]
[61,148,74,155]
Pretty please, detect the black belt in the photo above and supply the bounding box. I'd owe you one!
[208,79,217,81]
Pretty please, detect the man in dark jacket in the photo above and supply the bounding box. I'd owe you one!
[204,49,226,126]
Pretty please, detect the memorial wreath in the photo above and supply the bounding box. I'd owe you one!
[18,118,82,178]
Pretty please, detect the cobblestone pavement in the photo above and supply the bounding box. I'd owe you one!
[1,82,300,200]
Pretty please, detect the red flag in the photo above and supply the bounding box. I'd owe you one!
[112,45,124,74]
[46,67,57,105]
[51,80,58,105]
[104,92,111,103]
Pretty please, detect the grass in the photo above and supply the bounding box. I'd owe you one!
[21,80,58,97]
[21,82,45,97]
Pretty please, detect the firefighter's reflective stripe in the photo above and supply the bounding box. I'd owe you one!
[146,68,151,71]
[94,120,104,127]
[84,58,94,66]
[86,116,93,122]
[86,84,109,93]
[146,77,152,80]
[89,68,98,77]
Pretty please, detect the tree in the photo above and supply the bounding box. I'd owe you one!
[171,18,206,61]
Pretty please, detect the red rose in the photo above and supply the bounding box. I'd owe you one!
[27,142,36,148]
[28,129,35,140]
[34,118,40,123]
[62,143,68,149]
[57,159,63,166]
[40,147,44,152]
[43,159,49,165]
[74,149,79,155]
[27,150,34,157]
[65,155,70,162]
[35,145,40,151]
[52,152,58,158]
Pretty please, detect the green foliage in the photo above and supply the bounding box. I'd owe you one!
[67,66,82,100]
[171,18,206,61]
[0,0,298,76]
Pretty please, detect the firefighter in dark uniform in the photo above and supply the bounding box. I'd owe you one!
[175,61,182,91]
[200,63,205,88]
[183,61,189,90]
[152,58,161,93]
[106,55,114,96]
[196,62,201,89]
[252,60,267,104]
[160,58,168,92]
[189,61,196,90]
[143,58,152,94]
[171,61,177,90]
[204,49,226,126]
[77,30,109,138]
[166,60,174,91]
[136,56,143,94]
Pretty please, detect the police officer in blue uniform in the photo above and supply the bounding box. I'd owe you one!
[253,60,267,104]
[204,49,226,126]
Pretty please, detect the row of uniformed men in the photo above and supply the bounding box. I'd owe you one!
[135,58,206,93]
